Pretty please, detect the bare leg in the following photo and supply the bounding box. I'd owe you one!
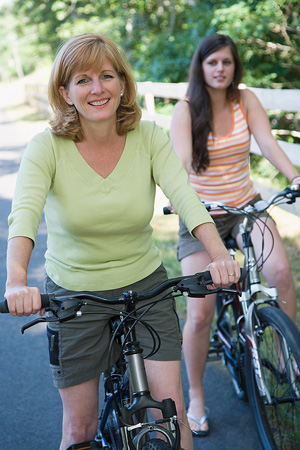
[181,251,216,435]
[145,359,193,450]
[58,375,100,450]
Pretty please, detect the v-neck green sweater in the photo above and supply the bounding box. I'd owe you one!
[8,121,213,291]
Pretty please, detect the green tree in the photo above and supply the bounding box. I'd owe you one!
[0,0,299,89]
[211,0,300,88]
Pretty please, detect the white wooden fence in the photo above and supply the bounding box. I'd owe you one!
[24,82,300,215]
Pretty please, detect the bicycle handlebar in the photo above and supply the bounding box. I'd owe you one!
[164,185,300,216]
[0,269,247,315]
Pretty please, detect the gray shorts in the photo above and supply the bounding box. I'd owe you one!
[177,194,269,261]
[45,265,182,389]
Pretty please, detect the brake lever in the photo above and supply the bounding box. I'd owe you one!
[21,300,87,334]
[178,285,242,298]
[21,314,59,334]
[175,274,214,298]
[284,185,300,203]
[175,274,242,298]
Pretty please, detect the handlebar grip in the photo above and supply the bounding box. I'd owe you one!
[0,300,9,313]
[163,206,173,215]
[201,268,247,285]
[0,294,51,314]
[41,294,51,308]
[201,270,213,284]
[239,268,247,282]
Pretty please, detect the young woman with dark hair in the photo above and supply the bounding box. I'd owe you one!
[170,33,300,438]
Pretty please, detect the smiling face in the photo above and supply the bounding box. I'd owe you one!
[59,57,125,129]
[202,46,235,91]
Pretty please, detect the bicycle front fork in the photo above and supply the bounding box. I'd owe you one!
[121,340,181,449]
[243,286,279,402]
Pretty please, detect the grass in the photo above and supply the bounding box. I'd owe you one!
[151,207,300,327]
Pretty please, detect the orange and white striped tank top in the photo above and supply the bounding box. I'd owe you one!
[189,101,257,216]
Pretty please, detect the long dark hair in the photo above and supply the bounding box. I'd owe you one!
[186,33,243,173]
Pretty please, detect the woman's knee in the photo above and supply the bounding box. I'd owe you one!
[186,301,215,333]
[59,377,100,445]
[187,313,210,333]
[264,260,293,288]
[63,415,98,445]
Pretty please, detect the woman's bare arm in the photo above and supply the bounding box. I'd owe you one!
[5,236,41,316]
[192,222,240,286]
[242,89,299,182]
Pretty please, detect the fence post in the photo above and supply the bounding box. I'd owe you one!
[144,92,155,114]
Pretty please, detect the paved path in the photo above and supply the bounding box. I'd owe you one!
[0,82,262,450]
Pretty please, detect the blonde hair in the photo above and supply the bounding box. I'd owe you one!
[48,33,141,141]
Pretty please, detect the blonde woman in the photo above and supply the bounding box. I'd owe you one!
[5,33,239,450]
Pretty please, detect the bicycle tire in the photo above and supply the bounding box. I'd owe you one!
[102,408,123,449]
[141,438,173,449]
[245,306,300,450]
[216,292,247,400]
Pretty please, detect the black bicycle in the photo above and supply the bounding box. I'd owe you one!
[0,270,244,450]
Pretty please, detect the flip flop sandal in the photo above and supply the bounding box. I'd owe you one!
[187,407,210,437]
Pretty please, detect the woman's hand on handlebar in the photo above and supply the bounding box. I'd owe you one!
[192,222,240,287]
[206,257,240,289]
[165,202,177,214]
[4,285,44,317]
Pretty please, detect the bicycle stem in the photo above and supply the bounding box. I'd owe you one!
[239,217,260,287]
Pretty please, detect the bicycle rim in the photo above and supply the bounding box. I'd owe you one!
[245,306,300,450]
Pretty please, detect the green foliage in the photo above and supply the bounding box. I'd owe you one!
[250,153,300,188]
[212,0,300,88]
[0,0,299,88]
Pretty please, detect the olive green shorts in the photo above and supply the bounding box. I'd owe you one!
[45,265,182,389]
[177,194,272,261]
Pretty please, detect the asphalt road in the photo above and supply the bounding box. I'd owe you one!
[0,84,262,450]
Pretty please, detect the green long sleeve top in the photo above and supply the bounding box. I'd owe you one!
[8,120,213,291]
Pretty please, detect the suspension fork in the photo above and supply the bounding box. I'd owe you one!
[121,292,151,399]
[239,217,276,402]
[118,293,181,449]
[244,298,272,402]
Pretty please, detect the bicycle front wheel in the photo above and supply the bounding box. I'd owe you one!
[102,408,123,449]
[245,306,300,450]
[142,438,173,449]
